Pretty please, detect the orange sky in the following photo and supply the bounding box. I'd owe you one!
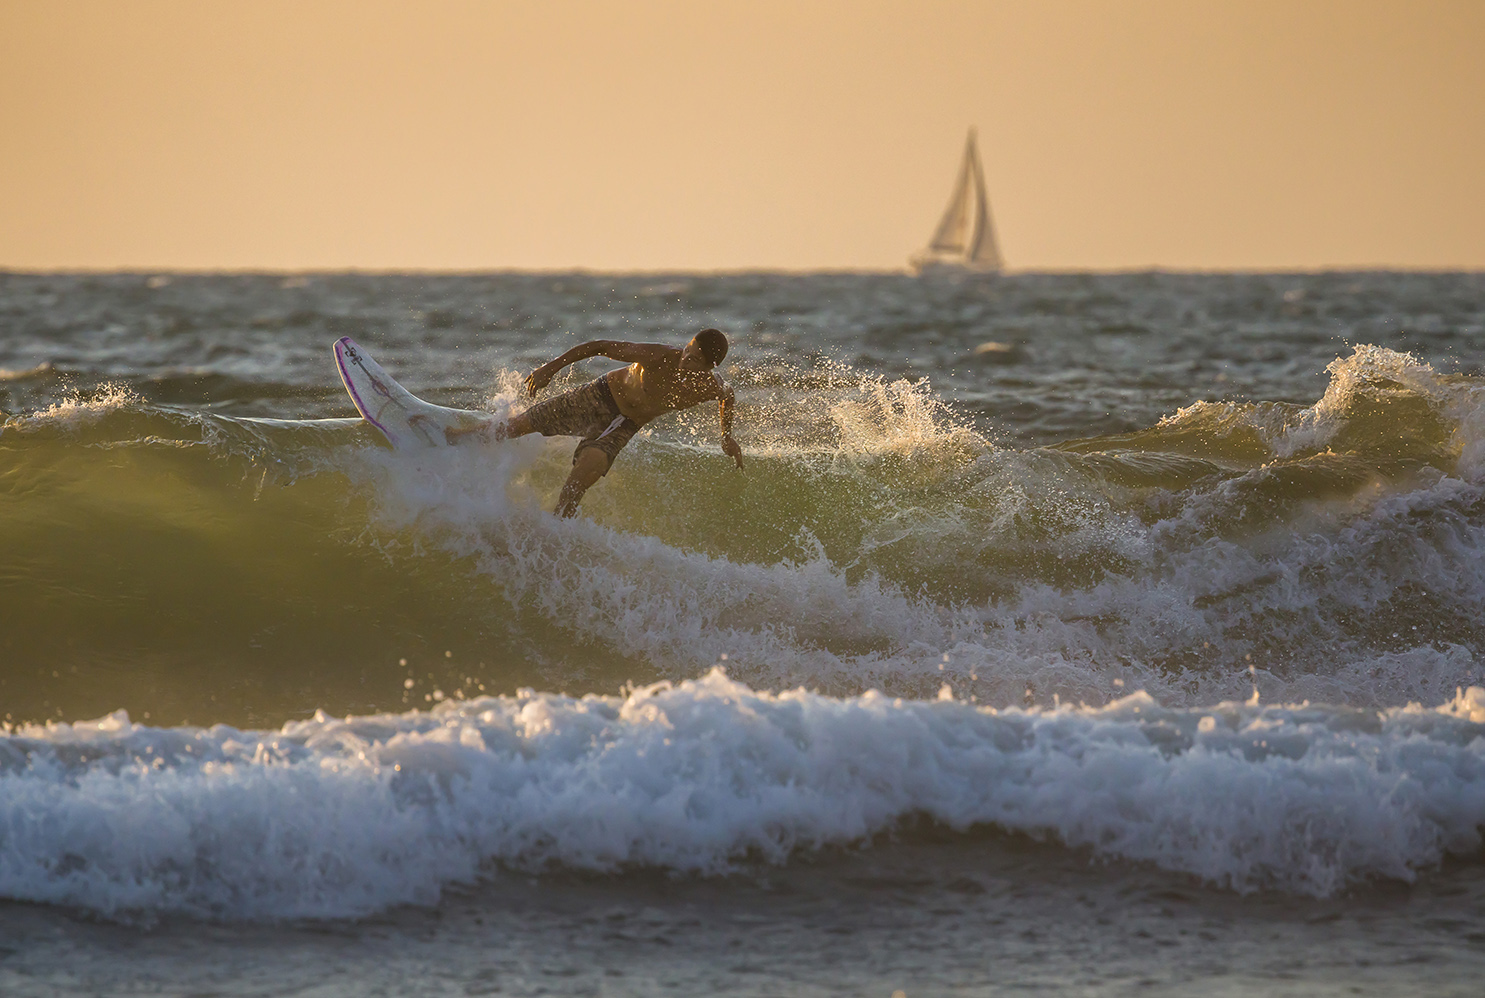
[1,0,1481,271]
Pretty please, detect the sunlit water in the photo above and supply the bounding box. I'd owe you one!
[2,271,1484,995]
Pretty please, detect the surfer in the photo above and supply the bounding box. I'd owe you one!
[448,328,742,516]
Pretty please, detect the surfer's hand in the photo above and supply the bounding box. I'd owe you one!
[721,434,743,469]
[525,364,556,397]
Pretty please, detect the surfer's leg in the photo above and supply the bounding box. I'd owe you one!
[553,416,640,516]
[446,413,531,445]
[452,376,619,446]
[523,379,621,439]
[555,447,609,517]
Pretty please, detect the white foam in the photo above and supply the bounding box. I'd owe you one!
[3,674,1483,919]
[0,384,139,435]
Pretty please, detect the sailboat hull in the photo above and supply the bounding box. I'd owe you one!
[909,255,1002,277]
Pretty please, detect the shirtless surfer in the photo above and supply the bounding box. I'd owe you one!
[448,328,742,516]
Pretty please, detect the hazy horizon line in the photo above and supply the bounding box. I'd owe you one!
[5,265,1482,278]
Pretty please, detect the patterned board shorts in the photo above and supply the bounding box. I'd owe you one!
[524,376,641,474]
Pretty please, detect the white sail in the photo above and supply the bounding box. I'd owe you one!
[912,129,1002,274]
[927,139,977,254]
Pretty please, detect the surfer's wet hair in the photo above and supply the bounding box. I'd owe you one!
[693,328,728,367]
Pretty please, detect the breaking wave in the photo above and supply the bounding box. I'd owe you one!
[3,673,1483,919]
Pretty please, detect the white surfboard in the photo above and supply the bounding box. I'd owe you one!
[333,336,488,449]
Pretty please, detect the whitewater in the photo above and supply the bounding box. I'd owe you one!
[6,676,1485,921]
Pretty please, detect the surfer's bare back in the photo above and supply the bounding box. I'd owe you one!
[448,328,742,516]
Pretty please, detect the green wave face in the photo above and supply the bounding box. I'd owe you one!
[0,406,614,727]
[4,344,1485,726]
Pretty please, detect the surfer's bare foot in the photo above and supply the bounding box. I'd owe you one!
[406,413,440,445]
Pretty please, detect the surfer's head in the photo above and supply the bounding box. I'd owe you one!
[684,328,728,370]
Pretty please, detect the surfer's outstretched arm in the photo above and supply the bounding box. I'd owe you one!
[525,340,673,395]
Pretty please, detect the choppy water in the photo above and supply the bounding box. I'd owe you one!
[3,271,1485,995]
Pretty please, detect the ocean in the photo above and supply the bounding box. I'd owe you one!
[2,270,1484,995]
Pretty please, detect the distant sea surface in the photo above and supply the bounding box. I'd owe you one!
[2,271,1484,996]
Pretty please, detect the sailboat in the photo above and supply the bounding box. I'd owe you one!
[910,129,1003,274]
